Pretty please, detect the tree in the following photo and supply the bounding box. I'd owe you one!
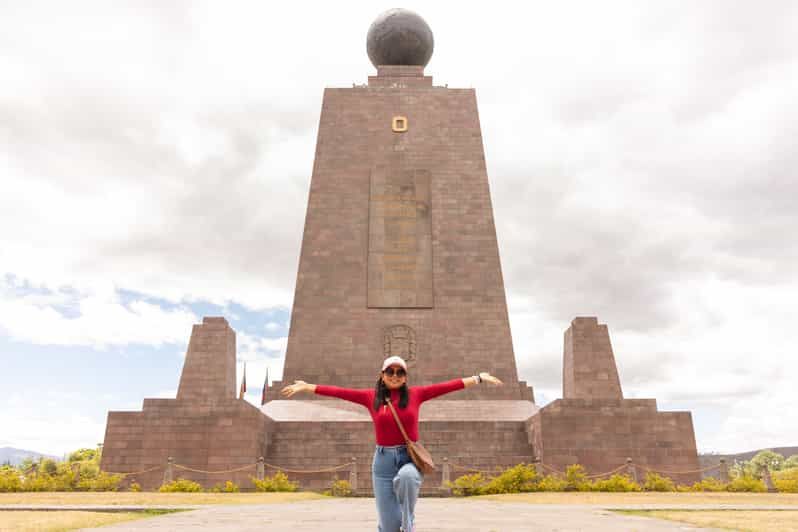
[39,458,58,476]
[749,450,785,478]
[68,448,98,463]
[783,455,798,469]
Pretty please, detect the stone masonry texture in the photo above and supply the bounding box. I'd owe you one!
[563,317,623,399]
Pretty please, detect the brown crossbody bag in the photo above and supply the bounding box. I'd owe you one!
[385,398,436,475]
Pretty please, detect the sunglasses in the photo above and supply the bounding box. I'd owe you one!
[383,367,406,378]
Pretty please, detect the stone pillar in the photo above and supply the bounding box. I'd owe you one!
[163,457,174,484]
[257,457,265,481]
[563,318,623,399]
[626,458,638,483]
[71,462,81,483]
[719,459,729,483]
[763,465,777,493]
[349,457,358,492]
[441,458,451,491]
[176,317,237,402]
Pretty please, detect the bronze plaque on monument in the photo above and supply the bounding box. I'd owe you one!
[368,166,433,308]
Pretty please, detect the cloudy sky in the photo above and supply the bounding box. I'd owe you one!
[1,1,796,457]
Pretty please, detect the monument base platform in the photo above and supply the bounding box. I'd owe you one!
[261,399,539,494]
[531,398,701,485]
[101,398,268,491]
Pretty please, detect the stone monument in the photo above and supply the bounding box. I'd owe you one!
[101,9,700,491]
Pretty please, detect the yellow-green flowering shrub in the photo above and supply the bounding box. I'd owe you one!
[159,478,203,492]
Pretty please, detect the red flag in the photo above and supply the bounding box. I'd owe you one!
[239,362,247,400]
[261,367,270,406]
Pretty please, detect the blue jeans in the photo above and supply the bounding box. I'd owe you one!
[372,445,423,532]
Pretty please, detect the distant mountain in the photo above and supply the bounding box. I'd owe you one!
[0,447,60,466]
[699,446,798,469]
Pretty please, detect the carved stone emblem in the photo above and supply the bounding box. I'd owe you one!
[383,325,417,366]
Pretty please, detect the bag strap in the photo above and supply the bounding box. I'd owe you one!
[385,398,412,445]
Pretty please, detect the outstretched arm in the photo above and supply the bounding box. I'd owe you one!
[280,380,371,408]
[462,372,503,388]
[416,372,503,402]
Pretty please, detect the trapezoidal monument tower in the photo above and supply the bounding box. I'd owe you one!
[270,12,532,400]
[261,8,538,490]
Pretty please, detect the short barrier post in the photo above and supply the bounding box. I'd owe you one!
[441,457,451,492]
[719,458,729,483]
[626,457,638,483]
[163,457,174,484]
[349,456,358,492]
[257,457,265,481]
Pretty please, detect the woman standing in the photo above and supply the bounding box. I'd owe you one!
[280,355,503,532]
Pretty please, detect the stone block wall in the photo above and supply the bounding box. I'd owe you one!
[531,398,700,484]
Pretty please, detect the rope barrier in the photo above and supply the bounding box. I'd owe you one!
[584,464,628,480]
[637,463,721,476]
[101,465,164,477]
[104,458,723,481]
[262,461,354,474]
[172,463,256,475]
[538,462,565,476]
[449,462,503,476]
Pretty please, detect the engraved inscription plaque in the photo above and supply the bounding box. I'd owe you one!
[368,166,433,308]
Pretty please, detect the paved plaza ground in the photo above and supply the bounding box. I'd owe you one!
[63,498,734,531]
[4,494,797,531]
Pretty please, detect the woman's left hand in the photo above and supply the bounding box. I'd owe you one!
[479,372,503,385]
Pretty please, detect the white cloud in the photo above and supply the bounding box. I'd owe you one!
[1,393,106,457]
[0,279,198,348]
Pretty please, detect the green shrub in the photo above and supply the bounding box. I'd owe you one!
[210,480,239,493]
[537,474,567,491]
[726,475,766,493]
[688,476,727,492]
[250,472,298,492]
[21,474,55,492]
[0,469,22,492]
[39,459,58,477]
[446,473,487,496]
[159,478,203,492]
[591,474,641,492]
[324,478,354,497]
[643,472,675,492]
[773,467,798,493]
[482,463,538,494]
[78,472,122,492]
[129,481,142,492]
[565,464,591,492]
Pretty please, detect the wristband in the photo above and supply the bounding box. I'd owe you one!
[474,374,482,384]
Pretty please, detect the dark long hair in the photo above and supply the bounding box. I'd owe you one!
[373,376,409,411]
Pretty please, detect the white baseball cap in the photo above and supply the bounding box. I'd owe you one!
[381,356,407,372]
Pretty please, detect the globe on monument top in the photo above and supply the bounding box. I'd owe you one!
[366,8,434,69]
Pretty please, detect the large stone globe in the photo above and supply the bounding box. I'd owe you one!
[366,8,434,68]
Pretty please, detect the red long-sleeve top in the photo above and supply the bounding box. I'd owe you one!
[315,379,465,446]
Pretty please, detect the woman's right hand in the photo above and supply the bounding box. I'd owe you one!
[280,380,313,398]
